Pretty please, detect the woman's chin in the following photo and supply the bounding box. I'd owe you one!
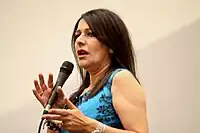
[78,62,90,69]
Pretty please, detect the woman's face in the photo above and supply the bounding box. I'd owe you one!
[74,19,110,71]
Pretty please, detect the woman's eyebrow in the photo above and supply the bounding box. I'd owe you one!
[75,28,91,32]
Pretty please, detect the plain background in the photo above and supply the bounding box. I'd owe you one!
[0,0,199,133]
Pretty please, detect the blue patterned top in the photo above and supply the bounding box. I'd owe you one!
[60,69,124,133]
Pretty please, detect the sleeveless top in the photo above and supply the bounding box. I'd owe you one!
[60,69,124,133]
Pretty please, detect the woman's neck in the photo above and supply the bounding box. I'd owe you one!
[88,62,110,89]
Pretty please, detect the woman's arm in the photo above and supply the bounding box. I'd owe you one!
[109,70,149,133]
[84,69,148,133]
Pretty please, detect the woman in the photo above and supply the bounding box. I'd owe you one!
[33,8,148,133]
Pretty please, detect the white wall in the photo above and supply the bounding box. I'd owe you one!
[0,0,200,133]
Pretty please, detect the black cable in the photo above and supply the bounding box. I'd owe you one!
[38,118,45,133]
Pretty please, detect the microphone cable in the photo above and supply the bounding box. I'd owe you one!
[38,118,45,133]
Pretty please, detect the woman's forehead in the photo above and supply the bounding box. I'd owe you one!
[76,19,90,31]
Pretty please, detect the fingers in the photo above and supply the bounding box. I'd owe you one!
[32,89,44,106]
[39,73,45,86]
[34,80,44,97]
[42,114,63,121]
[64,98,77,109]
[34,80,42,93]
[33,73,51,97]
[41,83,48,92]
[32,89,41,100]
[49,109,69,115]
[57,87,65,99]
[42,108,70,121]
[48,73,53,88]
[38,73,48,92]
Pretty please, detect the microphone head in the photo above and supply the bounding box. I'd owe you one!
[60,61,74,74]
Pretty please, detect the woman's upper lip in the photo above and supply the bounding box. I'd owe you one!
[77,49,89,55]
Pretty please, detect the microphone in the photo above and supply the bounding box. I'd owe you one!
[42,61,74,114]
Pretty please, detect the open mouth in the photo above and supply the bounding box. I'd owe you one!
[77,49,89,57]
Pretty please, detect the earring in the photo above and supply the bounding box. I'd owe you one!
[109,49,114,54]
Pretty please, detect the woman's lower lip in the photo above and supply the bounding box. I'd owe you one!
[78,54,88,58]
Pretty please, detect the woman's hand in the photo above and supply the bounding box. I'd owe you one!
[32,73,65,108]
[42,98,99,133]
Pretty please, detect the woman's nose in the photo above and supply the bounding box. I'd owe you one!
[76,35,86,46]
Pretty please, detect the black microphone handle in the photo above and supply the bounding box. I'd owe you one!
[42,72,70,114]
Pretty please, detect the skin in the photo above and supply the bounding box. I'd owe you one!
[32,19,148,133]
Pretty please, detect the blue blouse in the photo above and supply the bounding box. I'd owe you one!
[60,69,124,133]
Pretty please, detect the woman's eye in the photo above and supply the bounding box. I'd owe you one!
[74,34,80,40]
[88,32,94,37]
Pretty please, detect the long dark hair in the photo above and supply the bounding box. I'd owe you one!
[69,8,139,103]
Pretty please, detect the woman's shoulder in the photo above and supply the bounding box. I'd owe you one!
[109,68,129,79]
[110,68,135,81]
[113,68,134,79]
[111,68,141,91]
